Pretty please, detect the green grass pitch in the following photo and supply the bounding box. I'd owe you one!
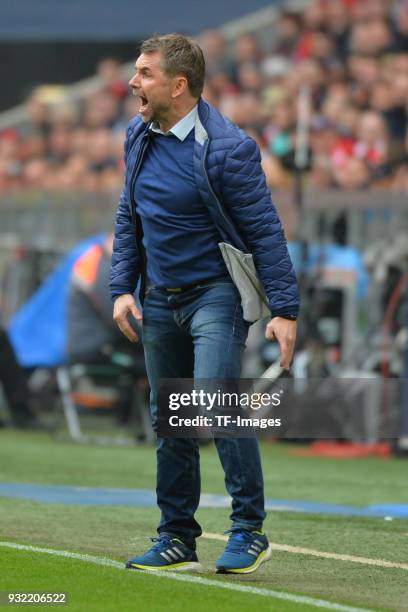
[0,431,407,611]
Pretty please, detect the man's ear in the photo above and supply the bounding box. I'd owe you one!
[172,76,188,98]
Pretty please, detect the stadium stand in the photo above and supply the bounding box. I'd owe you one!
[0,0,406,194]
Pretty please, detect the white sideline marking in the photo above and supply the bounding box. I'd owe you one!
[202,532,408,571]
[0,541,370,612]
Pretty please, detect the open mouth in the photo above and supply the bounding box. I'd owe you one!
[139,94,149,113]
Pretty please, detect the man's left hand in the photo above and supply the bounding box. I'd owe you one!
[265,317,297,370]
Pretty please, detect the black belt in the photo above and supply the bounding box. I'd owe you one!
[162,275,231,293]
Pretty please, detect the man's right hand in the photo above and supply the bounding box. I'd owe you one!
[113,294,143,343]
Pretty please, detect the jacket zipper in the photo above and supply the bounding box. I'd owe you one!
[129,131,150,302]
[129,131,150,217]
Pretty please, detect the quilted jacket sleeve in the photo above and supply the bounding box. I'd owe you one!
[109,126,141,301]
[221,137,300,318]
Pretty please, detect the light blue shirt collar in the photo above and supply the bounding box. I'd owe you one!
[149,105,197,141]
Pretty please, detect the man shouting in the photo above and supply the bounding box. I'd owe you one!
[110,33,299,574]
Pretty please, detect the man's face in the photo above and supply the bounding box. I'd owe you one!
[129,52,173,123]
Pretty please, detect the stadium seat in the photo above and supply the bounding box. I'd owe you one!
[56,361,153,445]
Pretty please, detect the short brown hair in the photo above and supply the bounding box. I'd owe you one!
[140,33,205,98]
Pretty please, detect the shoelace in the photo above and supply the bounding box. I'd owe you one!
[223,530,258,554]
[149,535,175,553]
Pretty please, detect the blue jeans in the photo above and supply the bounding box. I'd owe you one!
[142,280,266,549]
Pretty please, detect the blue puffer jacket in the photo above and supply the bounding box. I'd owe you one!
[110,97,299,318]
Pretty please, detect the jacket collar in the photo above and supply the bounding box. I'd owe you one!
[195,97,209,146]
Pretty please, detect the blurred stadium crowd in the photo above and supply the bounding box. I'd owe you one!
[0,0,407,194]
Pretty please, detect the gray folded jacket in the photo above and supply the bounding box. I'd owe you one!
[218,242,270,323]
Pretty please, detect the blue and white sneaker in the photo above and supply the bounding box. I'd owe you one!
[215,530,271,574]
[126,534,202,572]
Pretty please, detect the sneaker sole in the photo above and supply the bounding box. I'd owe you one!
[126,561,203,572]
[216,546,272,574]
